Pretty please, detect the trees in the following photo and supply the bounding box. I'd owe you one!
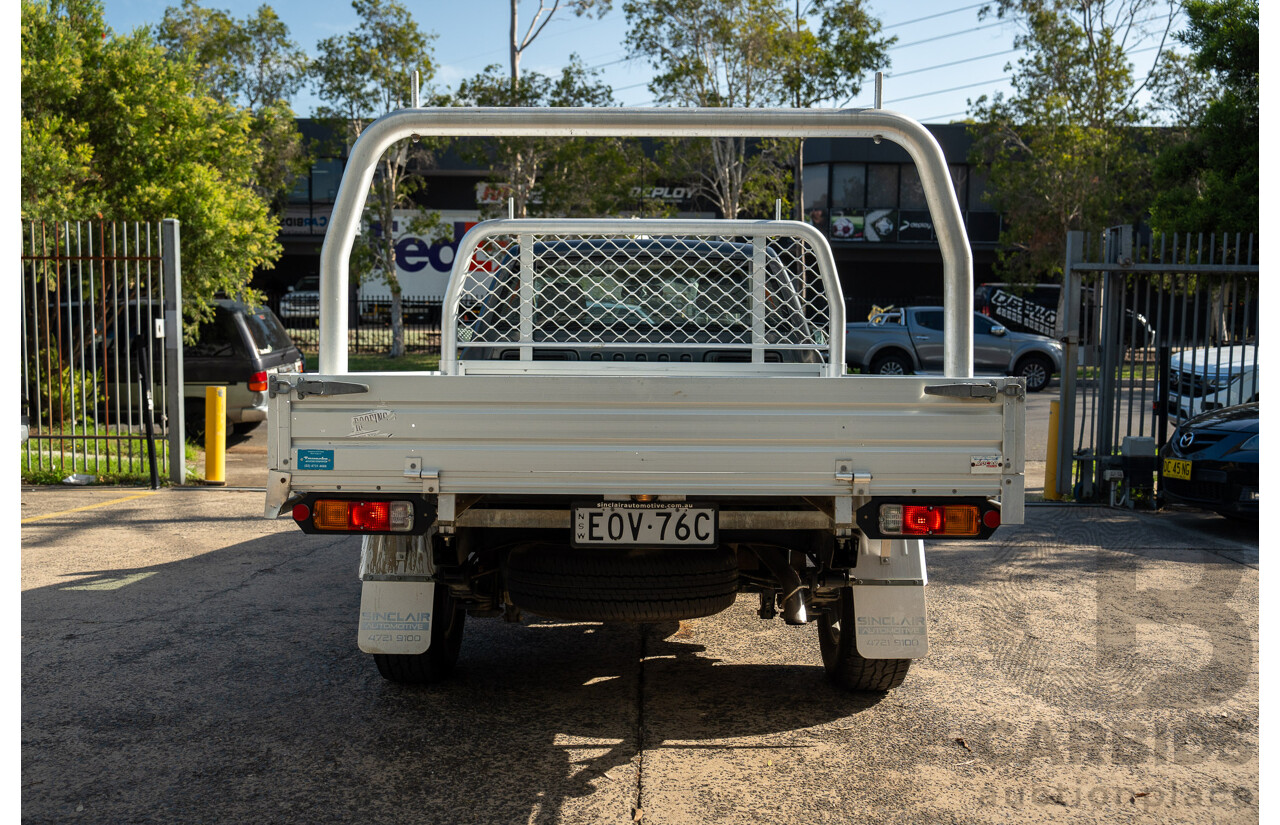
[156,1,311,209]
[455,57,648,218]
[776,1,893,219]
[967,0,1180,282]
[21,0,281,334]
[1149,0,1258,234]
[311,0,436,358]
[507,1,611,88]
[623,0,888,219]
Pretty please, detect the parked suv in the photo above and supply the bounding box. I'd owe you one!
[184,299,304,436]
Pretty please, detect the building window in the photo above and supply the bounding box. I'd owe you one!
[803,163,829,231]
[310,158,345,203]
[866,164,898,208]
[899,165,927,210]
[949,164,969,206]
[831,164,865,210]
[287,173,309,204]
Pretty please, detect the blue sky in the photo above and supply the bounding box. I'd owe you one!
[100,0,1187,124]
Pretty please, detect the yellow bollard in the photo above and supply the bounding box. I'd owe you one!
[204,386,226,486]
[1044,399,1062,501]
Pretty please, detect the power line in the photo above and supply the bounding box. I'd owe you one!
[891,18,1015,51]
[889,76,1012,103]
[882,2,988,31]
[887,48,1019,79]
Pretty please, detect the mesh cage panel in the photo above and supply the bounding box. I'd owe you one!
[452,229,834,365]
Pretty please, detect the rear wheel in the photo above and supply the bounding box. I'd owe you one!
[504,545,738,622]
[869,352,912,376]
[373,583,466,684]
[817,589,910,692]
[1014,353,1054,392]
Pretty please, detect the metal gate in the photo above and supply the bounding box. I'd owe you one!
[21,219,186,485]
[1055,227,1259,503]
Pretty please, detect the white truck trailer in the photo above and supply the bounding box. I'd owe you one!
[263,107,1026,691]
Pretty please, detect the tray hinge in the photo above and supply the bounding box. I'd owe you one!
[924,381,1024,400]
[270,375,370,399]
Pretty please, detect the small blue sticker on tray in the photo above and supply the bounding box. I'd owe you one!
[297,449,334,470]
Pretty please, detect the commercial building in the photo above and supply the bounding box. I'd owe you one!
[262,120,1001,320]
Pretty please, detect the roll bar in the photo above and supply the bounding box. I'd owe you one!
[317,107,973,377]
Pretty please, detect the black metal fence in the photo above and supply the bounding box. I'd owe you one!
[21,220,182,484]
[261,293,444,354]
[1056,227,1259,503]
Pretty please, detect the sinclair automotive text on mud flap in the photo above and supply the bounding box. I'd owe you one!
[263,106,1027,691]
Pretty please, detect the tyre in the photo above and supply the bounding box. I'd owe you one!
[504,545,738,622]
[869,352,912,376]
[1014,353,1054,392]
[372,582,466,684]
[817,589,910,692]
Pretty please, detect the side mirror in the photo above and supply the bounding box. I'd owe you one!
[286,285,296,293]
[990,325,1007,337]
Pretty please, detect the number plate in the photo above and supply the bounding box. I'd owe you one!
[572,502,718,548]
[1163,458,1193,480]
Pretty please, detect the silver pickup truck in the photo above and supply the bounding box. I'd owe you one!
[263,107,1027,694]
[846,305,1063,392]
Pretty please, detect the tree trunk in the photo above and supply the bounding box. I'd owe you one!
[509,0,520,90]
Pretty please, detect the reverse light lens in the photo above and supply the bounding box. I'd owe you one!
[311,499,414,532]
[249,370,269,392]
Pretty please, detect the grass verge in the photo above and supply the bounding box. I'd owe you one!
[21,426,199,486]
[300,350,440,372]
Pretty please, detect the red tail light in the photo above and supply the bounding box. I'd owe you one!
[860,499,999,539]
[249,370,268,392]
[902,505,944,534]
[302,499,414,532]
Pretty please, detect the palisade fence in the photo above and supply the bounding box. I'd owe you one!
[261,294,445,353]
[21,219,186,485]
[1055,226,1259,504]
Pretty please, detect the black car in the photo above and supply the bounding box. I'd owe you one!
[1159,403,1259,519]
[183,299,305,436]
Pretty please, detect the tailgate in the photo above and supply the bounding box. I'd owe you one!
[267,373,1025,522]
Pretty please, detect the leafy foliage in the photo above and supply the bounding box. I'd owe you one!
[156,0,312,209]
[624,0,888,218]
[967,0,1178,282]
[21,0,282,334]
[454,57,660,218]
[507,1,612,87]
[1149,0,1258,234]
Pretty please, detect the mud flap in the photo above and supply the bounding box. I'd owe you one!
[357,533,436,655]
[358,580,434,655]
[852,536,929,659]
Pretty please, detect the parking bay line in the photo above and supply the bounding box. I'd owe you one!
[21,491,163,524]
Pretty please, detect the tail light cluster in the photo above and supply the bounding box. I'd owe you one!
[856,497,1001,539]
[290,494,433,535]
[249,370,269,392]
